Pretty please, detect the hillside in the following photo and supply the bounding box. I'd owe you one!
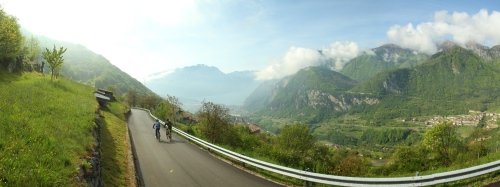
[353,46,500,119]
[0,71,97,185]
[246,66,379,122]
[243,79,279,112]
[36,36,154,96]
[145,64,261,111]
[246,44,500,124]
[0,71,134,186]
[341,44,429,81]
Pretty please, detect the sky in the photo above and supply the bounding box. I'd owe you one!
[0,0,499,81]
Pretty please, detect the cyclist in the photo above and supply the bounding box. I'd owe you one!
[165,119,173,141]
[152,119,161,140]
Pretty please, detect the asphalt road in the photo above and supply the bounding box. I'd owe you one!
[128,109,281,187]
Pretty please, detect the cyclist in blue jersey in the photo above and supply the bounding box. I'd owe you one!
[152,119,161,141]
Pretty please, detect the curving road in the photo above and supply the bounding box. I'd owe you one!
[128,109,280,187]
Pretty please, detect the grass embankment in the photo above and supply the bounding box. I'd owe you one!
[100,102,135,186]
[0,72,97,186]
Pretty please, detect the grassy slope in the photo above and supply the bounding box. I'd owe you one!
[0,71,134,186]
[0,71,96,186]
[100,102,134,186]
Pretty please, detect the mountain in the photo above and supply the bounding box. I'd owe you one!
[464,41,500,60]
[245,66,379,122]
[37,36,154,96]
[352,45,500,119]
[145,64,261,112]
[438,41,500,61]
[243,79,279,112]
[246,44,500,124]
[341,44,429,81]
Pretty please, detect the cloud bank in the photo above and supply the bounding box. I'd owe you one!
[388,9,500,54]
[322,41,360,70]
[256,46,323,80]
[256,41,360,80]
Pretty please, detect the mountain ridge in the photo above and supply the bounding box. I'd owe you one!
[245,44,500,123]
[36,35,154,96]
[340,43,429,81]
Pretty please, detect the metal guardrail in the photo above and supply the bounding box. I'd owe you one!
[134,107,500,186]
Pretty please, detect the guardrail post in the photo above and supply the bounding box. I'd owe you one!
[303,168,312,187]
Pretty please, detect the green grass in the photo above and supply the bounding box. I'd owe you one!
[100,102,134,186]
[0,71,97,186]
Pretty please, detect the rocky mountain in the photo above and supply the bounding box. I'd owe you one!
[352,45,500,119]
[341,44,429,81]
[246,44,500,124]
[245,66,379,122]
[439,41,500,60]
[464,42,500,60]
[37,36,154,96]
[145,64,261,112]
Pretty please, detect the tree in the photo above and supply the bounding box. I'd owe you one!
[19,35,41,72]
[42,45,67,80]
[23,36,40,62]
[0,8,23,68]
[125,90,138,107]
[276,124,314,154]
[165,95,182,122]
[140,94,161,110]
[333,153,367,176]
[198,101,231,144]
[274,124,315,167]
[422,122,461,166]
[392,145,429,172]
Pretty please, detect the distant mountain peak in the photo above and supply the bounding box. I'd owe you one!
[377,43,402,49]
[438,40,460,51]
[465,41,488,50]
[373,43,415,54]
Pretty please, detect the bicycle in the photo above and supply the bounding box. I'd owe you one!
[165,128,172,142]
[155,129,161,141]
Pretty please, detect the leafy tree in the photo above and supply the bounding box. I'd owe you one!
[276,124,314,154]
[42,45,67,80]
[153,96,182,123]
[139,94,161,110]
[307,144,333,173]
[125,90,138,107]
[23,36,40,62]
[392,145,429,172]
[198,101,232,144]
[165,95,182,122]
[422,122,462,166]
[0,8,23,68]
[19,35,41,72]
[273,124,315,167]
[332,151,367,176]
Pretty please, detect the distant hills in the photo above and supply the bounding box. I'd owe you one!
[37,36,154,96]
[144,64,261,112]
[244,42,500,124]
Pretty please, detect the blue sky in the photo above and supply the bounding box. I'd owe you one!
[1,0,499,80]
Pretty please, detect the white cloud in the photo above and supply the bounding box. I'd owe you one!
[322,41,360,70]
[256,46,322,80]
[388,9,500,54]
[256,41,360,80]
